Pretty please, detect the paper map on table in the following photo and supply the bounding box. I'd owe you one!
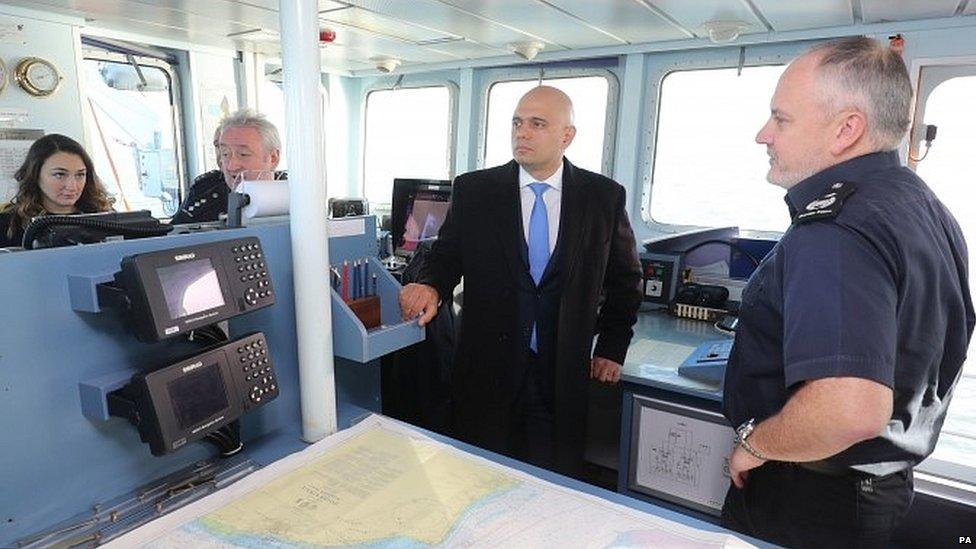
[107,415,754,548]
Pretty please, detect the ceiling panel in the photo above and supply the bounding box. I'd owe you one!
[7,0,975,72]
[318,0,348,10]
[438,0,626,48]
[423,39,510,60]
[325,24,460,63]
[649,0,767,38]
[318,47,379,72]
[12,5,243,48]
[5,0,261,44]
[111,0,281,30]
[208,0,345,11]
[543,0,691,43]
[861,0,961,23]
[320,6,457,43]
[338,0,564,52]
[750,0,854,31]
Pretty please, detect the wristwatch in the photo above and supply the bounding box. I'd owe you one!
[735,418,768,461]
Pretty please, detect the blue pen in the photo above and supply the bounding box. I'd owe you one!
[362,259,369,297]
[357,260,364,299]
[358,261,365,299]
[352,260,361,299]
[371,273,377,297]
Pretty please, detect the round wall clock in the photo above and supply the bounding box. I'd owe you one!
[14,57,62,97]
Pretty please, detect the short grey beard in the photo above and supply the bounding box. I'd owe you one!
[767,159,829,189]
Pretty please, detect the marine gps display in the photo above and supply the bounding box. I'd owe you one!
[108,332,279,456]
[115,237,274,342]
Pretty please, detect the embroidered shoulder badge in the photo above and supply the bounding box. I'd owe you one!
[793,181,857,224]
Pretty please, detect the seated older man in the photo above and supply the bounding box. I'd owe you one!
[171,109,282,224]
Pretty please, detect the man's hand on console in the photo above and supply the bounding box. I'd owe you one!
[399,283,440,326]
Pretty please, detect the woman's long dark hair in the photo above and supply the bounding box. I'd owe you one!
[1,133,114,239]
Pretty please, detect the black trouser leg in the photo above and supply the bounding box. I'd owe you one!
[721,462,914,549]
[508,351,555,470]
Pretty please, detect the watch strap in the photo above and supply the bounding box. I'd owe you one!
[735,418,767,461]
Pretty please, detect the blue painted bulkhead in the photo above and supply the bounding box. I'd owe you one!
[0,221,400,545]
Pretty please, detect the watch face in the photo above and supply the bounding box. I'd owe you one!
[736,418,754,440]
[27,62,58,92]
[15,57,61,97]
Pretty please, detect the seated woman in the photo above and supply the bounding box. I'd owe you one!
[0,134,114,248]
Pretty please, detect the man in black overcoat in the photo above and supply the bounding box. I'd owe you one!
[400,86,642,477]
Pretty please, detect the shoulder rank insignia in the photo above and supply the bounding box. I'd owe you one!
[793,181,856,224]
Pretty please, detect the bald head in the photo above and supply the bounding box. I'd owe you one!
[511,86,577,180]
[518,86,575,126]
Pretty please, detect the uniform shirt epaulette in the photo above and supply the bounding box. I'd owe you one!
[793,181,856,224]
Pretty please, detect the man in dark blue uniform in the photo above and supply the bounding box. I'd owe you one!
[171,109,282,224]
[722,37,974,548]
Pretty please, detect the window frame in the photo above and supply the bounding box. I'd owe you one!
[906,54,976,159]
[639,43,809,233]
[476,67,619,175]
[80,47,188,216]
[903,55,976,498]
[360,79,459,204]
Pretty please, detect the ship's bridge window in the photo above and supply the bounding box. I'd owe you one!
[911,66,976,486]
[254,64,331,174]
[648,65,787,232]
[81,47,185,218]
[484,75,612,175]
[258,68,289,171]
[362,85,455,208]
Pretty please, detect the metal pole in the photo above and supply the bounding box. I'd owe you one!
[279,0,336,441]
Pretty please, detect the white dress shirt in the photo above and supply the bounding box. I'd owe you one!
[518,164,562,255]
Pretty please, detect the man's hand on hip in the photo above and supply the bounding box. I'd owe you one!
[590,356,622,384]
[399,283,440,326]
[729,444,766,488]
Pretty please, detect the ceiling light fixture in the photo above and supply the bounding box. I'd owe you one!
[370,56,401,73]
[509,41,545,61]
[701,20,750,44]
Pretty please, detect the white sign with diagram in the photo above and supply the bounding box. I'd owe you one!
[630,395,737,515]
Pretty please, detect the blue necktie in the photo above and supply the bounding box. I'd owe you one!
[527,182,550,351]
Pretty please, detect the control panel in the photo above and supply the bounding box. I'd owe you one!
[232,332,278,407]
[640,252,681,307]
[109,332,279,456]
[116,237,275,342]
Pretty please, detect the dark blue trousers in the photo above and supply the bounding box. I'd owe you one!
[506,350,555,470]
[722,461,914,548]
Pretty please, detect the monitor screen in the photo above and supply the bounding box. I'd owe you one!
[391,178,451,255]
[167,362,229,430]
[157,258,226,319]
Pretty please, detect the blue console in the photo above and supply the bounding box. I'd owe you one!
[677,339,733,385]
[0,218,423,547]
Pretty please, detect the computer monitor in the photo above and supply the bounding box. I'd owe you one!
[390,178,452,257]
